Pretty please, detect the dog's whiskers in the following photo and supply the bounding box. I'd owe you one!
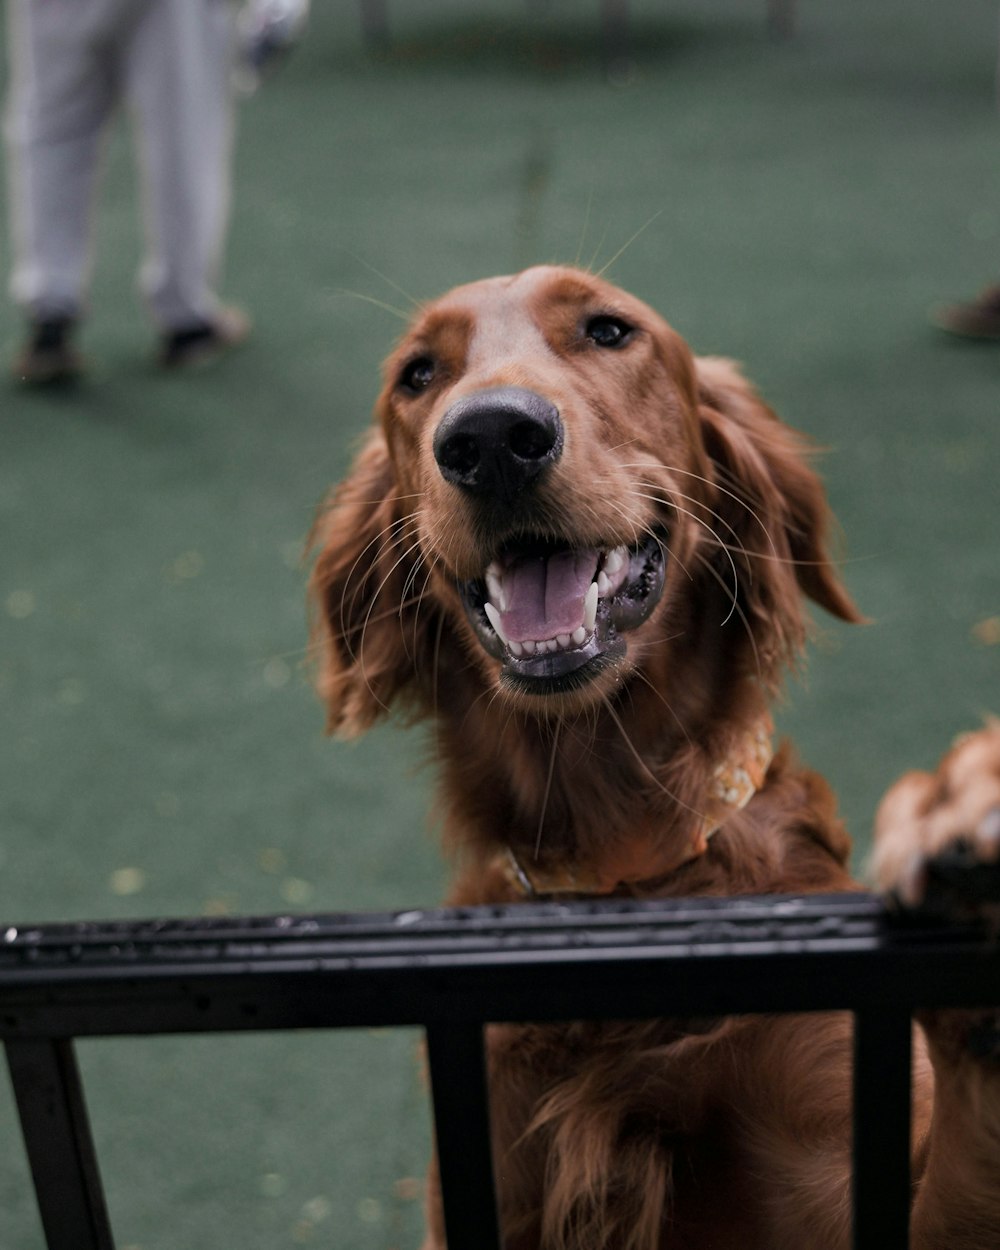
[336,515,416,664]
[600,697,705,821]
[618,490,699,586]
[594,208,665,280]
[430,613,445,728]
[335,287,412,323]
[354,529,426,709]
[400,544,428,607]
[629,491,741,625]
[618,462,780,559]
[573,186,595,270]
[342,249,421,309]
[691,550,763,681]
[627,666,694,746]
[603,497,646,552]
[406,556,439,668]
[634,479,754,576]
[533,718,563,860]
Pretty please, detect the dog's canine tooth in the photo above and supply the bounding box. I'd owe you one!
[484,602,509,643]
[583,582,599,633]
[485,565,506,611]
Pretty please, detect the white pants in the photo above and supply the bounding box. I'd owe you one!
[4,0,236,329]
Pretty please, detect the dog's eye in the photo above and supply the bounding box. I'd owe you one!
[585,315,633,349]
[399,356,435,393]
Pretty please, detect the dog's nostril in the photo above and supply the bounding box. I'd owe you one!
[509,418,557,461]
[433,386,564,501]
[438,432,480,476]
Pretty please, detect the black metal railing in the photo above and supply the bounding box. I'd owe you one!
[3,889,1000,1250]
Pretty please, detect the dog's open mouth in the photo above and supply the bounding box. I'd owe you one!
[459,531,667,692]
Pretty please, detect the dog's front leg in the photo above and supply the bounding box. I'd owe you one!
[873,724,1000,1249]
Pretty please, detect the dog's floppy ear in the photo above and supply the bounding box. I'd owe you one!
[695,357,863,682]
[308,429,426,737]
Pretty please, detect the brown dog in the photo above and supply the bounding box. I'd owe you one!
[310,265,1000,1249]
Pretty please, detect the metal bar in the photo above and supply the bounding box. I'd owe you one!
[425,1023,502,1250]
[852,1009,913,1250]
[2,896,999,1041]
[5,1038,115,1250]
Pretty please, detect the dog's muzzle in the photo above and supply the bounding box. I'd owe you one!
[435,387,667,692]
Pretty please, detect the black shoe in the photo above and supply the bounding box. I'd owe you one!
[931,285,1000,340]
[158,306,251,368]
[11,317,83,384]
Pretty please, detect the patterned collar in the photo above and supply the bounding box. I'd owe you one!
[499,713,774,899]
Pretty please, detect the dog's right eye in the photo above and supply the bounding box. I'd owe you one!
[398,357,436,394]
[585,315,634,349]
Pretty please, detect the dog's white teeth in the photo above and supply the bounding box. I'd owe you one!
[485,547,628,663]
[583,581,599,633]
[485,564,506,612]
[508,627,592,659]
[484,601,509,644]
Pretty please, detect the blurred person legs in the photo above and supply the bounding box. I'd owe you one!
[126,0,250,367]
[4,0,248,384]
[4,0,115,382]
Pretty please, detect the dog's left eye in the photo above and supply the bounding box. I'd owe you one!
[398,356,436,393]
[585,315,634,349]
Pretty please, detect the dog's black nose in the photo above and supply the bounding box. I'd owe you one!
[433,386,563,501]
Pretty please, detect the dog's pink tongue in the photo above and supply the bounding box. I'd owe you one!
[500,550,599,642]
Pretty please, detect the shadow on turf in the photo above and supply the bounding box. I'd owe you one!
[332,15,771,79]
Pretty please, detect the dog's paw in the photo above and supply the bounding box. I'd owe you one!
[872,723,1000,919]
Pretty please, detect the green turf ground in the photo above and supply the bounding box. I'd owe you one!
[1,1,999,1245]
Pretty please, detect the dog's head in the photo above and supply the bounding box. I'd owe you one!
[310,265,860,736]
